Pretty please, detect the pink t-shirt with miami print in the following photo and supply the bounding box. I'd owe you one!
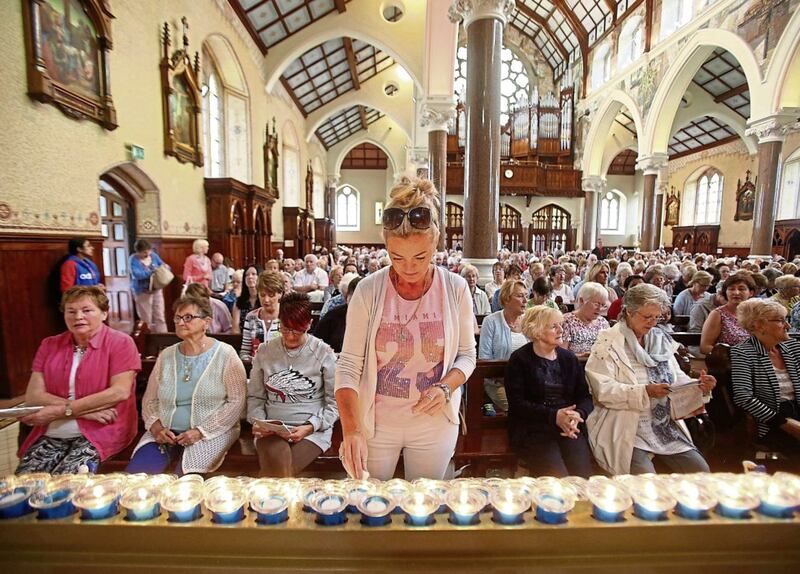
[375,271,445,422]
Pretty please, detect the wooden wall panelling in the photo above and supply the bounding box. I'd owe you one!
[314,218,335,252]
[0,234,102,398]
[671,225,720,254]
[773,219,800,260]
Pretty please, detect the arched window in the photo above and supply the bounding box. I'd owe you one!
[336,185,360,231]
[617,16,643,69]
[591,43,612,90]
[202,65,224,177]
[778,149,800,220]
[661,0,694,39]
[282,123,301,207]
[600,189,626,234]
[682,167,723,225]
[454,45,531,127]
[530,204,571,253]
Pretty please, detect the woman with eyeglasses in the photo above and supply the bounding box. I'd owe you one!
[126,295,246,475]
[560,282,610,358]
[700,272,756,355]
[247,292,339,477]
[335,177,476,480]
[16,286,140,475]
[731,299,800,454]
[585,284,716,475]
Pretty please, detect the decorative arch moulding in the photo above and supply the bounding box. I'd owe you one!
[22,0,118,129]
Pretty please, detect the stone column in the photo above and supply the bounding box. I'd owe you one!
[449,0,515,280]
[581,176,605,250]
[745,113,800,259]
[636,154,668,252]
[421,99,457,251]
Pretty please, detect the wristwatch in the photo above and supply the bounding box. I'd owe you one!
[433,383,452,403]
[64,402,73,417]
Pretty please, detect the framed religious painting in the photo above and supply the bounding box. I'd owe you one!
[21,0,117,129]
[734,170,756,221]
[160,18,203,167]
[664,186,680,227]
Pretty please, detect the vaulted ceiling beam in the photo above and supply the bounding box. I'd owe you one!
[343,37,361,91]
[358,105,368,130]
[515,2,569,61]
[713,83,748,103]
[334,0,346,13]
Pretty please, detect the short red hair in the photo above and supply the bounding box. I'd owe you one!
[279,291,312,331]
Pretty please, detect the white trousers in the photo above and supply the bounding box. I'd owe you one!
[366,413,459,481]
[134,290,167,333]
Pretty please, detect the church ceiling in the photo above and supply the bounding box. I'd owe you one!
[280,37,394,116]
[668,115,738,159]
[691,49,751,120]
[315,105,384,149]
[228,0,351,53]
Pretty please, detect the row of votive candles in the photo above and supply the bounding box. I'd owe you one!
[1,472,799,526]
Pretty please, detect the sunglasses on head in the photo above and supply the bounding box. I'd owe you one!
[382,207,433,230]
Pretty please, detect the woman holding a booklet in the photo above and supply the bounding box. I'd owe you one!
[585,284,716,476]
[247,292,339,477]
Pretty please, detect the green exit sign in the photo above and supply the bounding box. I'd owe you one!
[127,144,145,161]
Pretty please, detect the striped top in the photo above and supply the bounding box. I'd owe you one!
[730,336,800,438]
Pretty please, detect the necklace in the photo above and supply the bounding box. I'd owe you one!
[73,344,87,357]
[390,268,433,343]
[181,338,210,383]
[282,337,309,371]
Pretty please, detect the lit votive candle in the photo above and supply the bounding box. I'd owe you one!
[161,481,203,523]
[758,479,800,519]
[446,484,486,526]
[73,481,120,520]
[120,485,160,521]
[205,483,247,524]
[630,479,675,522]
[670,479,716,520]
[532,482,576,525]
[385,479,412,515]
[412,479,449,514]
[713,481,759,519]
[29,482,77,520]
[357,487,393,527]
[345,479,375,514]
[490,485,530,525]
[310,487,348,526]
[0,487,35,520]
[251,491,289,525]
[587,480,631,523]
[400,490,438,526]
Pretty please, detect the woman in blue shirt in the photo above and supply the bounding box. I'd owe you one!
[129,239,168,333]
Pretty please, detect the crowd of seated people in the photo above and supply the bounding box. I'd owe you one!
[14,190,800,481]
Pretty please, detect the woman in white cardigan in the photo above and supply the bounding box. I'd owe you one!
[127,295,246,475]
[584,284,715,476]
[335,177,476,481]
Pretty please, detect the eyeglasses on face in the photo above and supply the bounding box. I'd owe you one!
[174,314,207,324]
[279,325,307,336]
[382,207,433,230]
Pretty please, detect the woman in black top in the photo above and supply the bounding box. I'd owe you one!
[505,306,594,477]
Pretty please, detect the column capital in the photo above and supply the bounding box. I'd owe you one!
[420,98,457,132]
[581,176,606,193]
[745,108,800,144]
[407,146,430,170]
[448,0,516,28]
[635,153,669,176]
[326,174,340,188]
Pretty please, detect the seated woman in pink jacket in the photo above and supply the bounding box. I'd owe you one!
[16,286,140,474]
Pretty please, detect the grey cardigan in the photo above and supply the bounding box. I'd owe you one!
[334,266,477,439]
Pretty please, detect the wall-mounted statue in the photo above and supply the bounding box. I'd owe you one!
[734,169,756,221]
[664,186,681,227]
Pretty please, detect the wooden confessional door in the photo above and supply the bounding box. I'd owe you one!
[100,187,134,333]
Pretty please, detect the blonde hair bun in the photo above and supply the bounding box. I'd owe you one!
[387,176,441,212]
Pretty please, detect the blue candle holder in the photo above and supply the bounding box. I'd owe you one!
[532,485,576,525]
[449,511,480,526]
[592,504,626,523]
[0,488,34,519]
[315,510,347,526]
[124,503,160,522]
[404,513,435,526]
[675,501,709,520]
[758,501,795,519]
[168,504,202,523]
[535,505,568,524]
[310,489,348,527]
[492,509,524,525]
[360,513,391,526]
[255,507,289,525]
[633,503,669,522]
[29,486,77,520]
[716,503,752,519]
[357,491,393,527]
[79,500,119,520]
[211,506,245,524]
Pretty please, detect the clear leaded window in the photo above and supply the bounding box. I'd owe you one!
[336,185,359,230]
[454,45,531,127]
